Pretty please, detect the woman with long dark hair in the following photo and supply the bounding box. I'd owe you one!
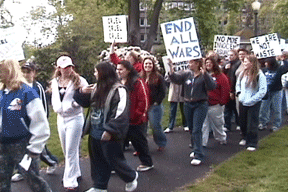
[236,55,267,151]
[74,62,138,192]
[116,60,153,172]
[140,56,167,152]
[202,57,230,147]
[168,58,216,165]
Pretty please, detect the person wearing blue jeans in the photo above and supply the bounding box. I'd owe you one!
[140,56,167,151]
[168,58,216,166]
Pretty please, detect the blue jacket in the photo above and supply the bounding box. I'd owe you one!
[0,84,50,154]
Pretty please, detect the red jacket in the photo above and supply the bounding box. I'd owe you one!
[129,78,150,125]
[110,53,143,73]
[208,73,230,106]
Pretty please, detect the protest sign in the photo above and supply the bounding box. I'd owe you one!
[162,56,189,75]
[213,35,240,57]
[0,26,26,61]
[103,15,128,43]
[250,33,282,59]
[160,17,202,63]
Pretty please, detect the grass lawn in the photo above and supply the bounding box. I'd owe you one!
[179,125,288,192]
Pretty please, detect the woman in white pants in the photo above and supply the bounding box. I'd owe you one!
[202,57,230,147]
[51,56,88,192]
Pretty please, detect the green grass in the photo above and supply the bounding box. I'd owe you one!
[178,125,288,192]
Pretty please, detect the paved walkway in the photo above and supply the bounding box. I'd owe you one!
[11,123,278,192]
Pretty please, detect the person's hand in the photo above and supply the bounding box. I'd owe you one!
[200,67,206,75]
[81,84,95,94]
[110,40,116,54]
[101,131,112,141]
[230,93,235,100]
[167,58,173,68]
[225,64,231,69]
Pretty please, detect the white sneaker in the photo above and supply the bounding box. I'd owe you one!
[191,159,201,166]
[189,152,195,158]
[164,128,173,133]
[239,139,246,146]
[183,127,189,132]
[85,188,107,192]
[236,126,241,130]
[247,147,256,151]
[137,165,154,172]
[223,127,229,132]
[11,173,24,182]
[125,172,138,191]
[258,124,267,130]
[46,164,57,175]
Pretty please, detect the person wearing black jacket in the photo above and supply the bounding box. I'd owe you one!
[223,50,241,131]
[259,57,288,132]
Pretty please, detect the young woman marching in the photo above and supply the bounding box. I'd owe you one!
[168,58,216,165]
[236,55,267,151]
[74,62,138,192]
[140,56,167,152]
[51,56,89,191]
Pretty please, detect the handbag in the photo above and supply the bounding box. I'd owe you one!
[82,106,91,137]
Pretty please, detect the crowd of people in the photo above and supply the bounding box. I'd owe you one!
[0,45,288,192]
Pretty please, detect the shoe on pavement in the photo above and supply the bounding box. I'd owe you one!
[65,187,79,192]
[191,159,202,166]
[223,127,230,132]
[85,188,107,192]
[189,152,195,158]
[236,126,241,130]
[258,124,267,130]
[220,140,227,145]
[183,127,189,132]
[125,172,138,192]
[137,165,154,172]
[239,139,246,146]
[133,151,140,156]
[11,173,24,182]
[46,163,57,175]
[164,128,173,133]
[271,126,279,132]
[247,147,256,152]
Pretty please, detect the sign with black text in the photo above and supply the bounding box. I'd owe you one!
[213,35,240,57]
[102,15,128,43]
[160,17,202,63]
[250,33,282,59]
[162,56,189,75]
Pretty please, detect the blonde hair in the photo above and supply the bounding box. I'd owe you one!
[52,67,81,89]
[0,59,27,90]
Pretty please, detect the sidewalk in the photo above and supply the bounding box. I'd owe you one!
[11,124,275,192]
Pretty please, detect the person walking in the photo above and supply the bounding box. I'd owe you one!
[74,62,138,192]
[168,58,216,165]
[236,55,267,151]
[51,56,89,192]
[116,60,154,172]
[140,56,167,152]
[0,59,51,192]
[202,57,230,147]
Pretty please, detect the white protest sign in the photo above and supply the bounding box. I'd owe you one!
[250,33,282,59]
[162,56,189,75]
[102,15,128,43]
[0,26,26,61]
[160,17,202,63]
[213,35,240,57]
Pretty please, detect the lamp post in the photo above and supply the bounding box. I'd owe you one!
[252,0,261,36]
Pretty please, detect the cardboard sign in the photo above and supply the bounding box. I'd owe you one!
[250,33,282,59]
[0,26,25,61]
[102,15,128,43]
[213,35,240,57]
[162,56,189,75]
[160,17,202,63]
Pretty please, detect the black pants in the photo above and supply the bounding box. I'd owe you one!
[88,136,136,190]
[126,124,153,166]
[224,99,239,130]
[239,101,261,147]
[40,145,58,166]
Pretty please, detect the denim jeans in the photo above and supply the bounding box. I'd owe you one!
[184,101,208,161]
[148,104,167,147]
[259,90,283,128]
[168,102,187,129]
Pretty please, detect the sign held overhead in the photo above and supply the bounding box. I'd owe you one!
[103,15,128,43]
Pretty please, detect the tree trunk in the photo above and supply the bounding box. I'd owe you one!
[142,0,163,51]
[128,0,140,46]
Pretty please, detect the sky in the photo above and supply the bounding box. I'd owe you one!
[2,0,57,46]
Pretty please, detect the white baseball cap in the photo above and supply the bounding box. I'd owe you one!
[56,56,74,68]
